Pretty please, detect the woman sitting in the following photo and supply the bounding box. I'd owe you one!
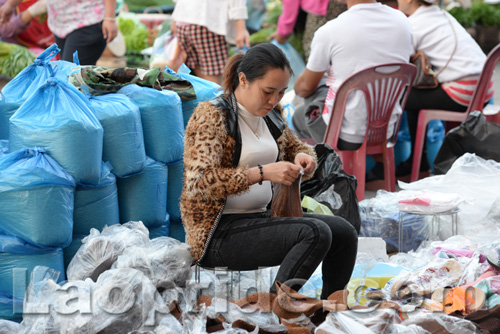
[180,43,358,298]
[396,0,493,176]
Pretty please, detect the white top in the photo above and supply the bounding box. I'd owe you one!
[306,3,412,143]
[47,0,105,38]
[172,0,248,44]
[409,5,485,83]
[223,103,279,214]
[409,5,491,106]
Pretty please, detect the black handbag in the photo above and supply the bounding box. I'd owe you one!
[410,51,439,89]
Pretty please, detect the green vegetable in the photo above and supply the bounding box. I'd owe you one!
[0,42,35,78]
[124,28,150,53]
[250,27,275,45]
[263,0,282,26]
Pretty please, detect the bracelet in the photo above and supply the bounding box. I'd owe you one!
[257,164,264,185]
[103,17,116,22]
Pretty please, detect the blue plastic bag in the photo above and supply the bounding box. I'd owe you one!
[118,84,184,164]
[270,40,305,92]
[173,65,221,127]
[117,157,168,228]
[89,93,146,177]
[148,219,170,239]
[73,163,120,236]
[427,120,445,172]
[0,234,65,307]
[9,76,103,184]
[0,148,75,248]
[0,291,23,321]
[167,159,183,223]
[0,140,7,156]
[0,44,75,139]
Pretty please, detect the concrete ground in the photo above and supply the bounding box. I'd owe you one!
[364,61,500,200]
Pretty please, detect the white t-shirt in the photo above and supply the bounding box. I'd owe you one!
[307,3,412,143]
[223,103,278,214]
[172,0,248,43]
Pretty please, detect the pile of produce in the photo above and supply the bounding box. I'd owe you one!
[0,42,35,78]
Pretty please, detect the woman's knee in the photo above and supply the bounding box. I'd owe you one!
[299,218,333,251]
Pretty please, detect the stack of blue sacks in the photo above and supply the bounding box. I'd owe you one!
[0,44,221,320]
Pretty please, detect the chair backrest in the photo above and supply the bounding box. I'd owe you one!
[323,63,416,150]
[467,43,500,114]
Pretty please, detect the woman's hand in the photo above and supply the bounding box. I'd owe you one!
[0,0,19,25]
[102,20,118,43]
[268,31,287,44]
[294,153,316,176]
[248,162,303,186]
[234,19,250,49]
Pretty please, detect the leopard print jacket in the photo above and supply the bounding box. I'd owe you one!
[180,96,316,263]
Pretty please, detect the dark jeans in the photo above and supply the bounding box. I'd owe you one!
[404,85,467,165]
[199,211,358,299]
[54,22,107,65]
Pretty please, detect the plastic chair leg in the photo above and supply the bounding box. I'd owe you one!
[384,147,396,192]
[411,112,429,182]
[339,149,366,201]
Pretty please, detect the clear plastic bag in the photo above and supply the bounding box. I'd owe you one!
[397,190,464,214]
[112,236,192,289]
[66,221,150,281]
[403,312,480,334]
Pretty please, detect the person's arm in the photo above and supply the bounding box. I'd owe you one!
[228,0,250,49]
[271,0,300,43]
[183,102,253,199]
[102,0,117,43]
[294,68,324,98]
[0,0,22,25]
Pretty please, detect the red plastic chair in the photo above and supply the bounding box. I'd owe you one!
[410,43,500,182]
[323,63,417,201]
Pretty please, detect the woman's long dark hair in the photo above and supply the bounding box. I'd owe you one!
[222,43,293,96]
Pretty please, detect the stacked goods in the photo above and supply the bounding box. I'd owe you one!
[0,44,60,139]
[166,159,183,223]
[0,148,75,248]
[118,84,184,164]
[0,140,7,155]
[167,159,185,241]
[73,163,120,236]
[148,221,170,239]
[9,76,104,185]
[116,157,168,229]
[0,235,65,320]
[62,235,85,270]
[171,65,221,127]
[88,93,146,177]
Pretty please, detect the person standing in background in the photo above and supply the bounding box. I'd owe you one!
[0,0,118,65]
[171,0,251,84]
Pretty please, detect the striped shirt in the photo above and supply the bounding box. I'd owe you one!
[441,76,494,106]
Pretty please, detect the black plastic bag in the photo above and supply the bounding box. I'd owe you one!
[300,143,361,233]
[434,111,500,175]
